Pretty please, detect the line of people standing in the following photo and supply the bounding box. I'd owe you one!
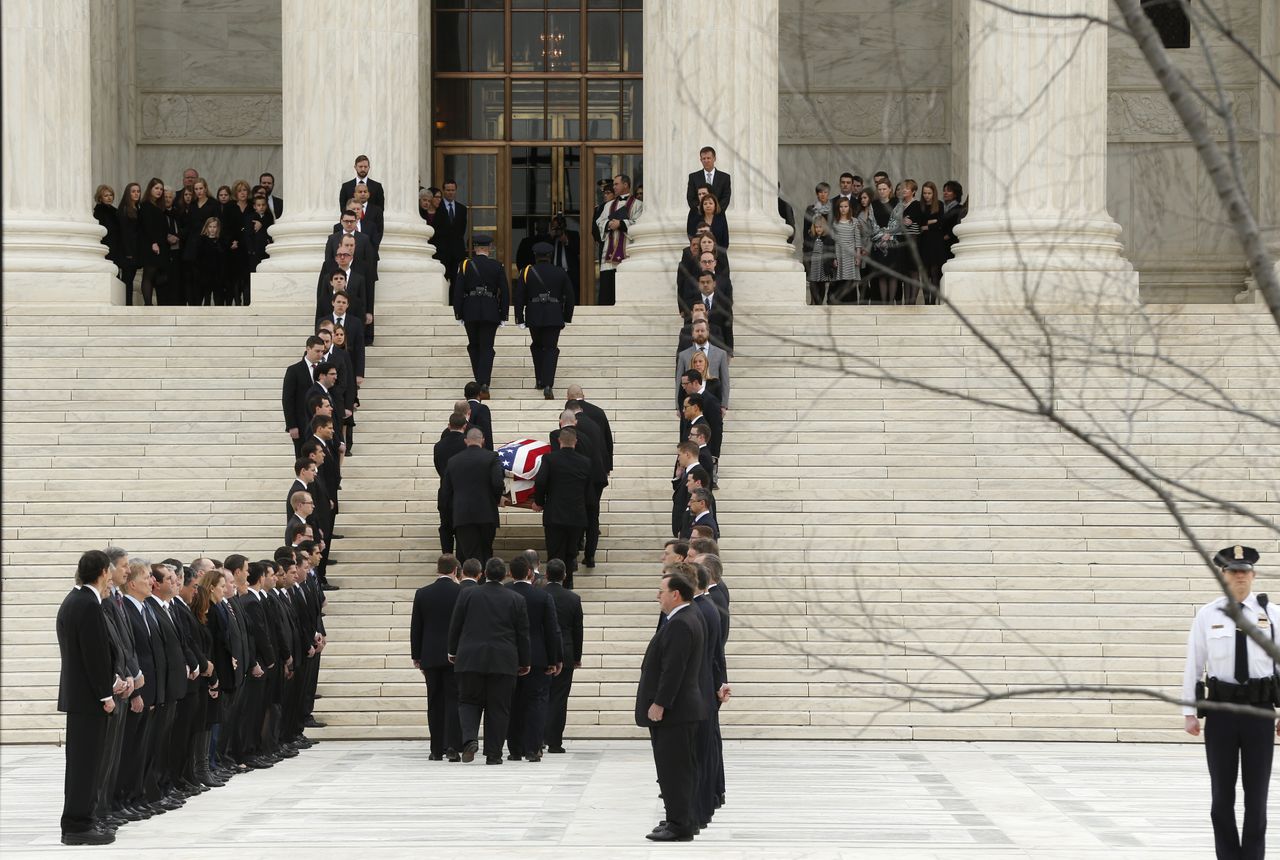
[802,171,967,306]
[93,168,281,306]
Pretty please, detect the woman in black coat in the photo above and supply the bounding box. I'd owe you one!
[138,177,170,306]
[93,185,119,265]
[192,571,227,787]
[115,183,142,305]
[223,180,253,305]
[183,178,221,304]
[194,217,228,306]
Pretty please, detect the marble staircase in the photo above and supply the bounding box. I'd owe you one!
[4,300,1279,744]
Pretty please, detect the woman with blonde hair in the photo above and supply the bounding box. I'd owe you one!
[93,184,119,269]
[224,180,253,305]
[689,348,722,402]
[195,217,227,306]
[183,178,220,304]
[191,569,227,787]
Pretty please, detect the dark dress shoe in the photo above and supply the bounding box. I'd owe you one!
[321,582,339,591]
[525,752,542,762]
[277,746,299,758]
[461,741,478,763]
[546,746,566,754]
[447,752,461,763]
[62,829,115,846]
[330,533,346,540]
[507,753,522,761]
[485,756,503,765]
[543,386,554,400]
[582,558,596,568]
[325,559,339,566]
[646,827,693,842]
[304,717,327,729]
[114,807,142,822]
[479,384,490,396]
[428,754,443,761]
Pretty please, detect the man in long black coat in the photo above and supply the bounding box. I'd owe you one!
[433,412,468,554]
[448,558,531,764]
[505,556,562,762]
[410,555,463,760]
[543,560,584,754]
[440,428,505,564]
[57,551,118,845]
[533,427,592,587]
[636,571,706,842]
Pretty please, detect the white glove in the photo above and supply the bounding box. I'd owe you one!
[456,319,464,326]
[498,321,507,328]
[518,323,527,330]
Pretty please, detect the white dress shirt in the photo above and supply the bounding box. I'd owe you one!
[1182,593,1279,715]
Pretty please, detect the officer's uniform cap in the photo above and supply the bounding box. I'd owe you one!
[1215,545,1260,571]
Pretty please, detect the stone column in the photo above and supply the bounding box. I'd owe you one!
[257,0,441,306]
[943,0,1139,305]
[1248,0,1279,304]
[617,0,803,306]
[2,0,119,304]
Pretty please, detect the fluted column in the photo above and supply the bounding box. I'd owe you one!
[617,0,802,306]
[1248,0,1279,304]
[257,0,440,304]
[943,0,1138,305]
[2,0,118,304]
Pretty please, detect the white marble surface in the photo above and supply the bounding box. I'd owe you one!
[0,739,1244,856]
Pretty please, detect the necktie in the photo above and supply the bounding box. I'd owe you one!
[704,296,712,311]
[1235,622,1250,684]
[114,593,123,609]
[706,171,713,183]
[143,603,156,635]
[699,345,706,354]
[448,202,454,219]
[336,316,344,326]
[358,179,365,186]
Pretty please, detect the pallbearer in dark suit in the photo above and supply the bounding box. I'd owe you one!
[448,558,531,765]
[533,426,592,587]
[440,428,505,564]
[463,382,494,451]
[433,180,469,281]
[543,560,584,754]
[505,556,562,762]
[690,563,729,830]
[452,234,509,391]
[514,242,575,399]
[98,548,141,829]
[636,571,706,842]
[118,562,164,815]
[433,412,469,554]
[565,384,614,477]
[57,551,118,845]
[410,555,463,761]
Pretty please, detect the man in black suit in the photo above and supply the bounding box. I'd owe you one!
[548,212,581,295]
[238,562,278,768]
[452,234,509,392]
[259,171,283,218]
[57,550,118,845]
[433,412,468,554]
[441,428,505,564]
[514,242,575,399]
[637,571,706,842]
[410,555,463,761]
[433,179,468,280]
[565,384,614,476]
[321,291,366,382]
[551,407,607,568]
[117,561,164,816]
[671,442,699,537]
[543,559,583,754]
[463,382,494,450]
[145,565,197,804]
[348,183,384,249]
[683,489,719,541]
[339,154,385,210]
[533,427,592,588]
[680,371,723,459]
[282,336,327,456]
[326,210,377,284]
[693,272,733,353]
[689,562,728,830]
[315,322,358,418]
[448,557,531,764]
[688,427,715,478]
[308,363,342,444]
[686,146,731,212]
[505,556,562,762]
[98,548,140,830]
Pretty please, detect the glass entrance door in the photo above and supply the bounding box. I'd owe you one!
[510,145,581,298]
[435,146,502,263]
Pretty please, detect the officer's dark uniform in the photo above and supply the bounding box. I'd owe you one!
[1183,545,1278,860]
[514,241,575,399]
[451,234,509,389]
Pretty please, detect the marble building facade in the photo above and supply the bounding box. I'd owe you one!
[8,0,1278,303]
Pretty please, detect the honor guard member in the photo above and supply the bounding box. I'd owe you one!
[452,234,509,395]
[1183,545,1280,860]
[514,241,575,400]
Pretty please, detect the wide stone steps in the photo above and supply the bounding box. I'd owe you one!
[4,301,1279,744]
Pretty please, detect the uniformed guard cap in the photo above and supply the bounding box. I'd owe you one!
[533,241,554,255]
[472,233,493,247]
[1214,545,1260,571]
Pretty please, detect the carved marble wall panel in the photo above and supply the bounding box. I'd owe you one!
[1108,88,1257,142]
[139,91,282,143]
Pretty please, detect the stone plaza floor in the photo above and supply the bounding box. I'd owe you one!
[0,739,1261,857]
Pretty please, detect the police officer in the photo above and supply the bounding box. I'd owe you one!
[514,241,575,400]
[451,234,509,395]
[1183,545,1280,859]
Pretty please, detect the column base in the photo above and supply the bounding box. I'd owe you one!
[614,269,670,306]
[1,272,123,306]
[942,268,1140,307]
[730,270,807,305]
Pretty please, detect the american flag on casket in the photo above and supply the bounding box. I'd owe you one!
[497,438,552,508]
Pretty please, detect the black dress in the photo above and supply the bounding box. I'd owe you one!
[138,201,170,267]
[93,202,119,263]
[915,203,946,269]
[901,200,926,269]
[183,198,221,263]
[196,235,228,305]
